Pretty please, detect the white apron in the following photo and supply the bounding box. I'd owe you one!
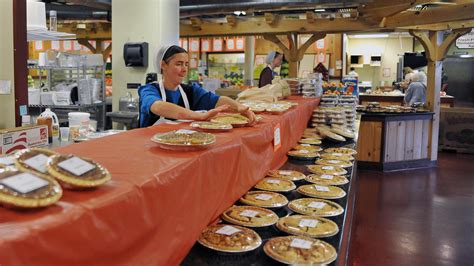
[153,80,190,125]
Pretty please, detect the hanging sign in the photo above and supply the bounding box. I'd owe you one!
[456,30,474,49]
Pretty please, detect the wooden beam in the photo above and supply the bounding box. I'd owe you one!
[409,30,436,62]
[190,17,203,30]
[58,22,111,40]
[306,11,315,24]
[297,33,326,60]
[398,19,474,31]
[264,12,278,26]
[226,15,237,27]
[77,39,96,54]
[437,28,471,60]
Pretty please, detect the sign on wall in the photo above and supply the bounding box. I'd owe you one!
[456,30,474,49]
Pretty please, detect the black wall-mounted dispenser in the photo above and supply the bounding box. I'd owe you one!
[123,42,148,67]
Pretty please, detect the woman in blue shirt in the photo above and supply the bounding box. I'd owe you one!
[139,45,256,127]
[404,71,427,106]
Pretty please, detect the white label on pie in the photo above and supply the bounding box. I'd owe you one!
[176,129,196,134]
[255,194,273,201]
[0,172,49,194]
[0,156,15,166]
[239,210,259,218]
[290,238,313,249]
[315,185,330,192]
[57,157,96,176]
[328,160,341,164]
[278,170,293,176]
[301,144,311,147]
[23,154,50,173]
[216,225,241,236]
[332,153,343,157]
[322,166,334,170]
[299,219,319,228]
[266,179,281,184]
[320,174,334,180]
[308,201,326,209]
[298,150,309,154]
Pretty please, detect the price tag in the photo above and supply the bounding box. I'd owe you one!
[298,150,309,154]
[176,129,196,134]
[290,238,313,249]
[58,157,96,176]
[266,179,281,184]
[278,170,293,176]
[332,153,343,157]
[273,123,281,151]
[298,219,319,228]
[0,156,15,166]
[216,225,241,235]
[23,154,49,173]
[322,166,334,170]
[320,174,334,180]
[255,194,273,201]
[0,173,48,194]
[328,160,341,164]
[315,185,330,192]
[308,201,326,209]
[240,210,259,218]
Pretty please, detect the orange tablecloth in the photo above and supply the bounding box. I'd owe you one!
[0,97,318,265]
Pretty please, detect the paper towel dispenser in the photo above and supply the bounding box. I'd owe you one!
[123,42,148,67]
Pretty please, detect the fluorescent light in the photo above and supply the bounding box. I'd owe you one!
[314,9,325,12]
[351,34,389,38]
[233,11,246,16]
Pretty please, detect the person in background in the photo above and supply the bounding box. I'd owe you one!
[400,67,415,91]
[404,71,427,106]
[138,45,256,127]
[348,67,359,78]
[258,51,283,87]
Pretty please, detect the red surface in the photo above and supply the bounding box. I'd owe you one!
[0,97,318,266]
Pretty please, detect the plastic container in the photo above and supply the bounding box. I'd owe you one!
[68,112,90,137]
[38,108,59,139]
[49,10,57,31]
[21,115,31,127]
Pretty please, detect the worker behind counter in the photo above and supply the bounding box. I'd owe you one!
[138,45,256,127]
[404,71,427,106]
[258,51,283,88]
[348,67,359,78]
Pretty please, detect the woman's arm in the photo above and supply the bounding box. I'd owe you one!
[216,96,257,125]
[150,101,229,121]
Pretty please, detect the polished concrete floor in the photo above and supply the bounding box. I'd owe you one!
[348,152,474,266]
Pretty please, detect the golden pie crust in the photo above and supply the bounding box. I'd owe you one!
[15,148,58,178]
[287,150,320,159]
[254,178,296,192]
[315,159,353,168]
[298,138,322,145]
[239,191,288,208]
[151,130,216,147]
[307,165,347,176]
[190,121,232,132]
[211,114,250,127]
[305,174,349,186]
[267,170,305,181]
[324,147,357,155]
[0,169,62,208]
[297,184,347,199]
[292,145,322,152]
[46,154,111,188]
[221,205,279,227]
[320,153,354,161]
[288,198,344,217]
[263,236,337,265]
[198,224,262,253]
[276,215,339,238]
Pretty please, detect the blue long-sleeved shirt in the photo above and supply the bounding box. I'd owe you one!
[404,82,426,106]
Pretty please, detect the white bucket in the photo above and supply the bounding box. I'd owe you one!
[68,112,90,137]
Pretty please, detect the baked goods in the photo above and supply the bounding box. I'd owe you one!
[288,198,344,217]
[190,121,232,132]
[263,236,337,265]
[307,165,348,176]
[0,155,16,168]
[0,169,62,208]
[15,148,58,177]
[297,184,347,199]
[330,126,355,139]
[198,224,262,253]
[46,154,111,188]
[305,174,349,186]
[315,159,353,168]
[151,130,216,149]
[267,170,305,181]
[323,147,357,155]
[319,128,346,142]
[320,152,354,161]
[298,138,322,145]
[239,191,288,208]
[221,205,279,227]
[276,215,339,238]
[292,144,322,152]
[211,114,250,127]
[287,149,320,159]
[254,178,296,192]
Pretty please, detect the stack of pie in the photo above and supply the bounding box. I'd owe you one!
[298,138,322,145]
[276,215,339,238]
[288,198,344,217]
[263,236,337,265]
[221,205,279,227]
[254,178,296,192]
[305,174,349,186]
[315,159,353,168]
[239,191,288,208]
[297,184,347,199]
[198,224,262,253]
[287,149,320,160]
[46,154,111,189]
[266,170,305,181]
[307,165,347,176]
[15,148,58,178]
[292,144,322,152]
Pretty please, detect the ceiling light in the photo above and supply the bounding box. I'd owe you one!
[314,9,325,12]
[233,11,246,16]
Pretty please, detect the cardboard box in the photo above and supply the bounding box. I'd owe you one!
[0,125,48,155]
[439,107,474,153]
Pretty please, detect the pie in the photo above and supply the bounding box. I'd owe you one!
[298,138,322,145]
[190,121,232,132]
[315,159,353,168]
[319,129,346,142]
[297,184,347,199]
[288,198,344,217]
[307,165,347,176]
[211,114,250,127]
[198,224,262,253]
[276,215,339,238]
[263,236,337,265]
[267,170,305,181]
[292,145,322,152]
[287,149,320,159]
[151,130,216,148]
[330,127,355,139]
[305,174,349,186]
[221,205,279,227]
[239,191,288,208]
[0,155,16,168]
[15,148,58,178]
[254,177,296,192]
[46,154,111,188]
[0,169,62,208]
[301,133,323,139]
[325,148,357,156]
[320,152,354,161]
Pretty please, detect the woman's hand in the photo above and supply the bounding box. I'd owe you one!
[237,105,257,126]
[195,104,230,121]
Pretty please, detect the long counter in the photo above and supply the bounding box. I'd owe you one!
[0,97,318,265]
[359,93,454,108]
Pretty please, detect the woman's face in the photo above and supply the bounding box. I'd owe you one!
[161,53,189,85]
[273,54,283,67]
